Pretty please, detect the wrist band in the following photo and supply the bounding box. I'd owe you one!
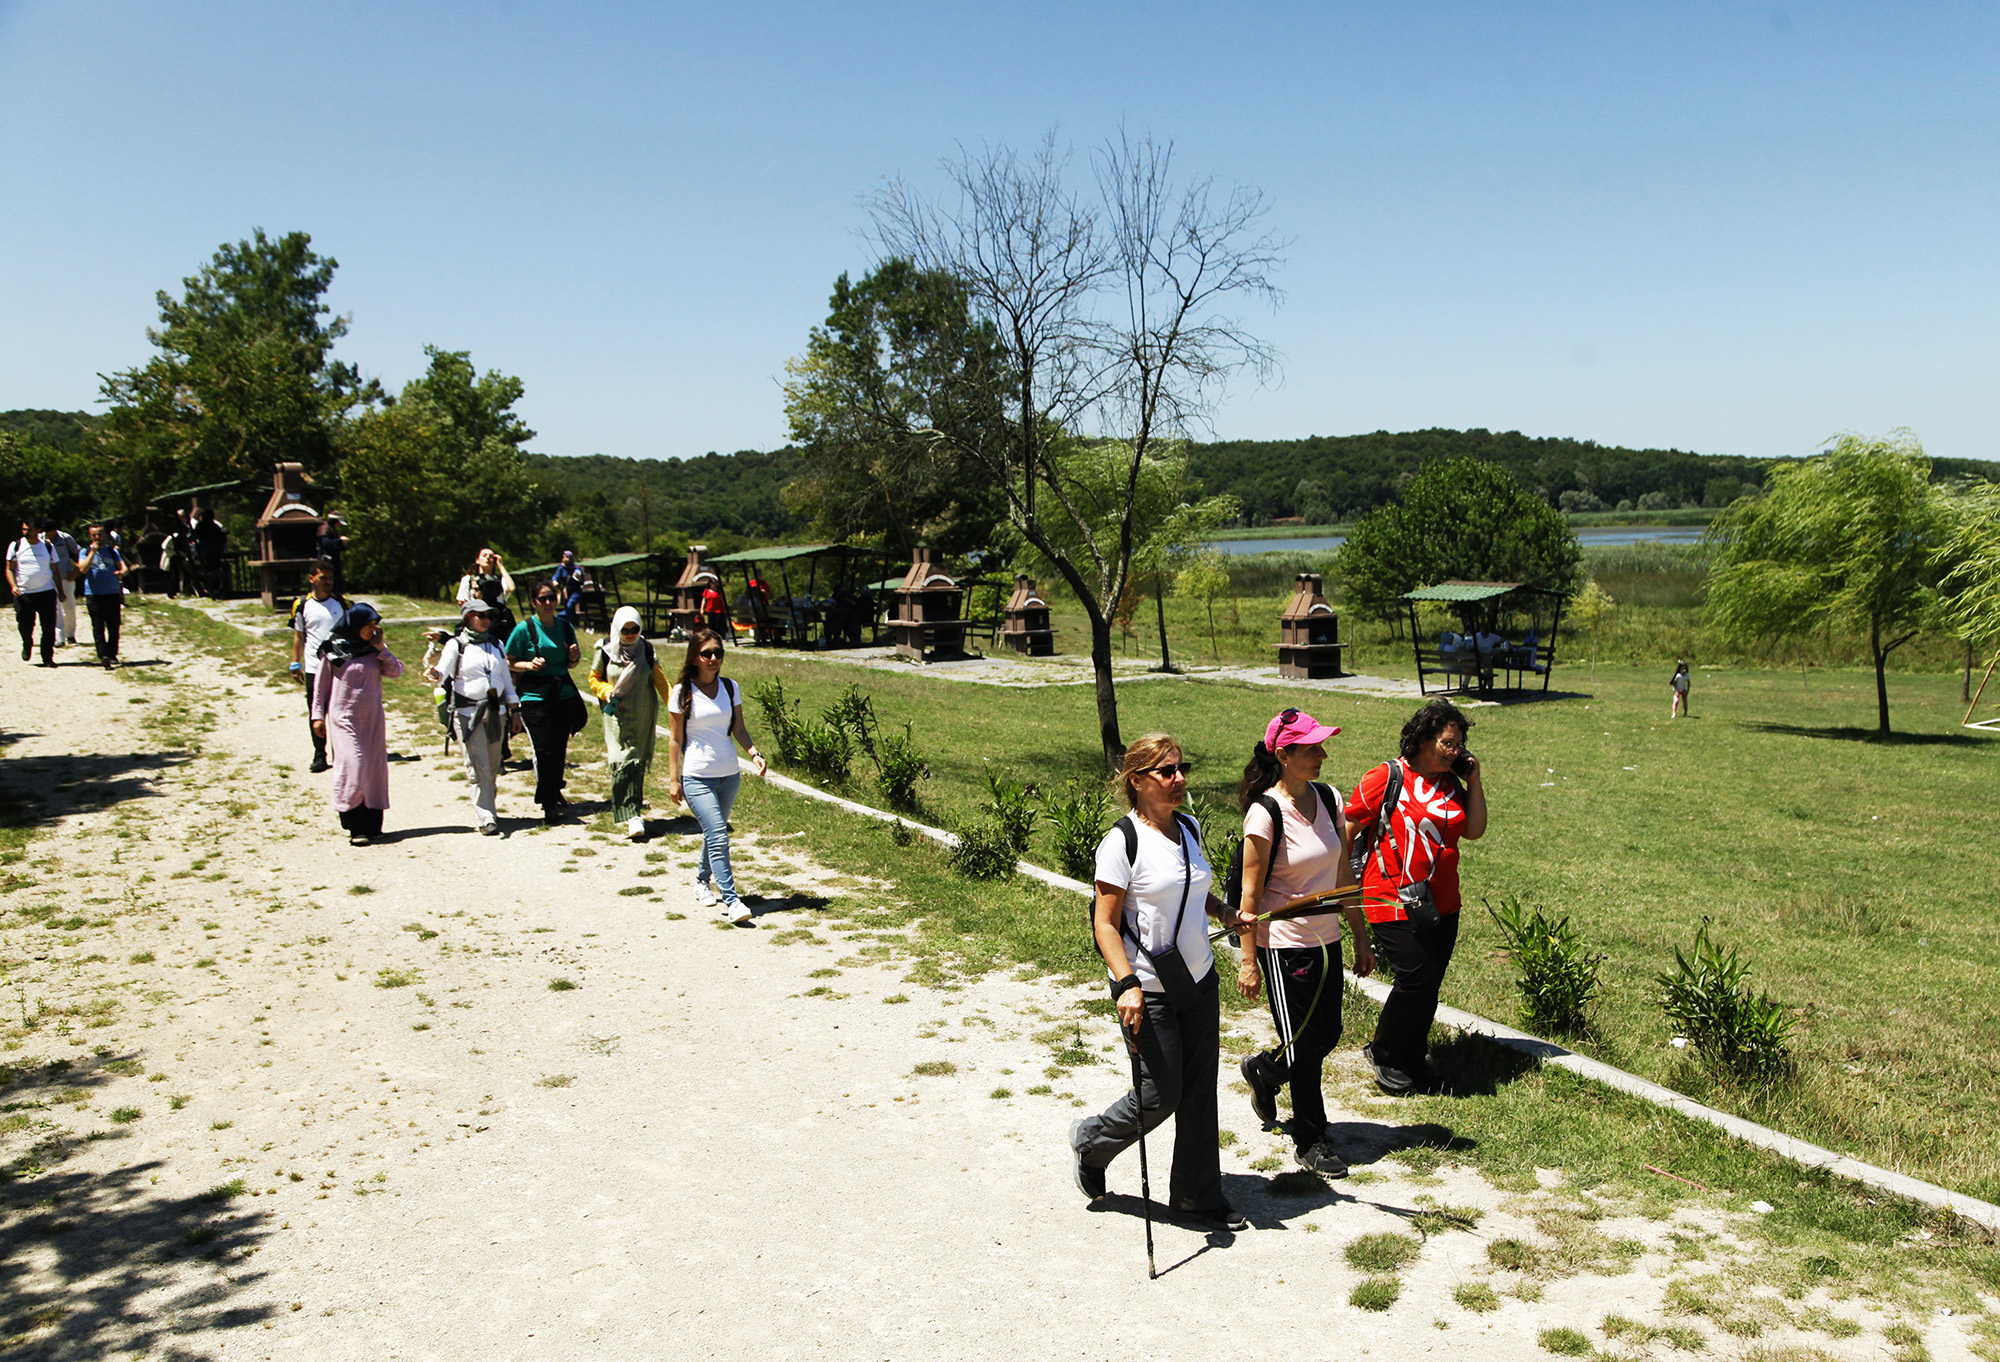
[1110,974,1140,998]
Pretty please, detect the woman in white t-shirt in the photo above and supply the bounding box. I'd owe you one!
[665,629,767,925]
[1233,708,1375,1178]
[1066,734,1244,1233]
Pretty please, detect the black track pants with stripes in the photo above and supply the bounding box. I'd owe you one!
[1245,943,1344,1147]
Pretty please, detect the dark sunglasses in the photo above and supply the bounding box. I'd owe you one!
[1145,761,1193,778]
[618,625,640,635]
[697,649,724,660]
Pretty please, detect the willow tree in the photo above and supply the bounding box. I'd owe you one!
[1934,478,2000,698]
[1704,432,1949,737]
[871,129,1283,767]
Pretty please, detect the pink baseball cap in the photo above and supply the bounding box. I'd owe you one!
[1265,707,1339,750]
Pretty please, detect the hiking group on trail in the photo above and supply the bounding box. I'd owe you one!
[1070,698,1486,1234]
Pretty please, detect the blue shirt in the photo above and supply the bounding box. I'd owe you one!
[81,547,124,597]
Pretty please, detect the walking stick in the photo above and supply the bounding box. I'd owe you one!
[1127,1016,1156,1281]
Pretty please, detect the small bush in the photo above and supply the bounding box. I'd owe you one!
[1657,923,1794,1080]
[110,1106,141,1123]
[1486,894,1602,1035]
[792,718,853,785]
[1350,1277,1400,1311]
[989,1087,1013,1099]
[874,724,930,810]
[750,679,800,764]
[1345,1232,1422,1273]
[1043,779,1110,880]
[823,683,879,761]
[947,821,1019,881]
[981,768,1038,855]
[1539,1327,1593,1356]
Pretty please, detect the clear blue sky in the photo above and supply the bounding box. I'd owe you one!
[3,1,1997,464]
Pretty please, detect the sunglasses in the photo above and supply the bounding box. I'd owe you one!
[697,649,724,660]
[1145,761,1193,778]
[619,626,641,635]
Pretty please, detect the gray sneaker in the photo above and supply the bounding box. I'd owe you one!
[1297,1139,1350,1178]
[1068,1119,1106,1201]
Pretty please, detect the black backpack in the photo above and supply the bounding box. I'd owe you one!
[1222,781,1335,915]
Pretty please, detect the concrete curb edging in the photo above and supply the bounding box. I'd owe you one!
[758,768,2000,1239]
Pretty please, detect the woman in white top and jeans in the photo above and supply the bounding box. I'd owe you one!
[665,629,766,924]
[1234,708,1375,1177]
[1068,733,1245,1233]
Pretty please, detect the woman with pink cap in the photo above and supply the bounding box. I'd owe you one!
[1233,707,1374,1176]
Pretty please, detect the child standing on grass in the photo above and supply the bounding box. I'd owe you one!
[1671,660,1691,718]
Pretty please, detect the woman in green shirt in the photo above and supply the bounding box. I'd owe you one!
[506,582,585,824]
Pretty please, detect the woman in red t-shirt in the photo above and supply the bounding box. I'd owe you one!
[1344,699,1488,1094]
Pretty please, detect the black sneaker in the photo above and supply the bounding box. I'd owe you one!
[309,758,330,774]
[1297,1139,1350,1178]
[1172,1199,1248,1233]
[1068,1120,1106,1201]
[1241,1054,1279,1126]
[1362,1043,1414,1095]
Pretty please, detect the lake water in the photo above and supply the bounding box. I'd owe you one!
[1208,525,1707,556]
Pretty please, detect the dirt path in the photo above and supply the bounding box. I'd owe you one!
[0,615,1978,1361]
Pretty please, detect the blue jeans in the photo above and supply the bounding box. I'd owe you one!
[682,772,741,905]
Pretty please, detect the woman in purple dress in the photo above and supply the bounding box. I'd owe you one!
[311,603,404,845]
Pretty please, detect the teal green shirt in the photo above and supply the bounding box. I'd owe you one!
[504,616,579,704]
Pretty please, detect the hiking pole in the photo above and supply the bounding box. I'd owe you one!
[1127,1016,1156,1281]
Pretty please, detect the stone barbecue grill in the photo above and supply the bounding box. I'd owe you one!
[1275,572,1348,679]
[249,463,322,610]
[886,547,969,662]
[1000,573,1055,655]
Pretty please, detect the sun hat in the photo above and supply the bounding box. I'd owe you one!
[461,599,494,620]
[1265,707,1339,751]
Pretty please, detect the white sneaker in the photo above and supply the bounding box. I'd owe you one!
[692,880,719,908]
[721,899,753,926]
[625,816,645,840]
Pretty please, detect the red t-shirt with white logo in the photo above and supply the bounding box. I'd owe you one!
[1344,759,1468,924]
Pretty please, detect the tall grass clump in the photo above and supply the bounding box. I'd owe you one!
[947,767,1038,881]
[1657,923,1794,1081]
[1043,779,1110,880]
[750,678,800,764]
[873,723,930,811]
[1485,894,1603,1036]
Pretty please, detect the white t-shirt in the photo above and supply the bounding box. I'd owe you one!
[1092,814,1215,994]
[666,677,740,778]
[1242,784,1346,950]
[8,539,56,595]
[294,596,347,676]
[436,638,519,707]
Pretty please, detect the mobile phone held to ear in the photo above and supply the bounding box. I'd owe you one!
[1452,749,1475,779]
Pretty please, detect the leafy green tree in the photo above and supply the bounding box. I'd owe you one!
[1704,432,1949,737]
[1173,549,1233,660]
[0,432,99,528]
[339,347,547,596]
[97,230,378,503]
[1931,478,2000,694]
[1570,579,1617,676]
[782,260,1009,557]
[1334,458,1582,626]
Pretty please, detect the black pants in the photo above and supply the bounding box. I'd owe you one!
[14,589,56,664]
[1369,912,1460,1076]
[338,805,383,836]
[1247,943,1344,1146]
[1072,969,1223,1210]
[518,696,575,806]
[302,671,326,765]
[86,594,122,661]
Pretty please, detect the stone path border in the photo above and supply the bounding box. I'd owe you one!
[758,767,2000,1239]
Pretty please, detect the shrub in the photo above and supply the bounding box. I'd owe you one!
[1043,779,1110,880]
[749,679,800,764]
[981,767,1039,855]
[1486,894,1602,1035]
[823,684,879,761]
[947,821,1019,881]
[1349,1277,1400,1311]
[874,724,930,810]
[791,717,852,785]
[1656,923,1794,1081]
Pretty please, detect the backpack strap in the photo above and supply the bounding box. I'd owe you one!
[1115,814,1138,867]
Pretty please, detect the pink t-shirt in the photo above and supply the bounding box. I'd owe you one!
[1242,784,1347,949]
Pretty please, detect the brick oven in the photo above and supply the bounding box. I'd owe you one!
[250,463,323,610]
[671,545,723,633]
[1275,572,1348,679]
[886,547,969,662]
[999,574,1055,655]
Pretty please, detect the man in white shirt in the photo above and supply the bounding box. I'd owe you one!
[290,561,349,772]
[7,520,60,666]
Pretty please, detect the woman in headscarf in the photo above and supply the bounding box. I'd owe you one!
[311,603,403,846]
[428,600,521,835]
[588,606,672,841]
